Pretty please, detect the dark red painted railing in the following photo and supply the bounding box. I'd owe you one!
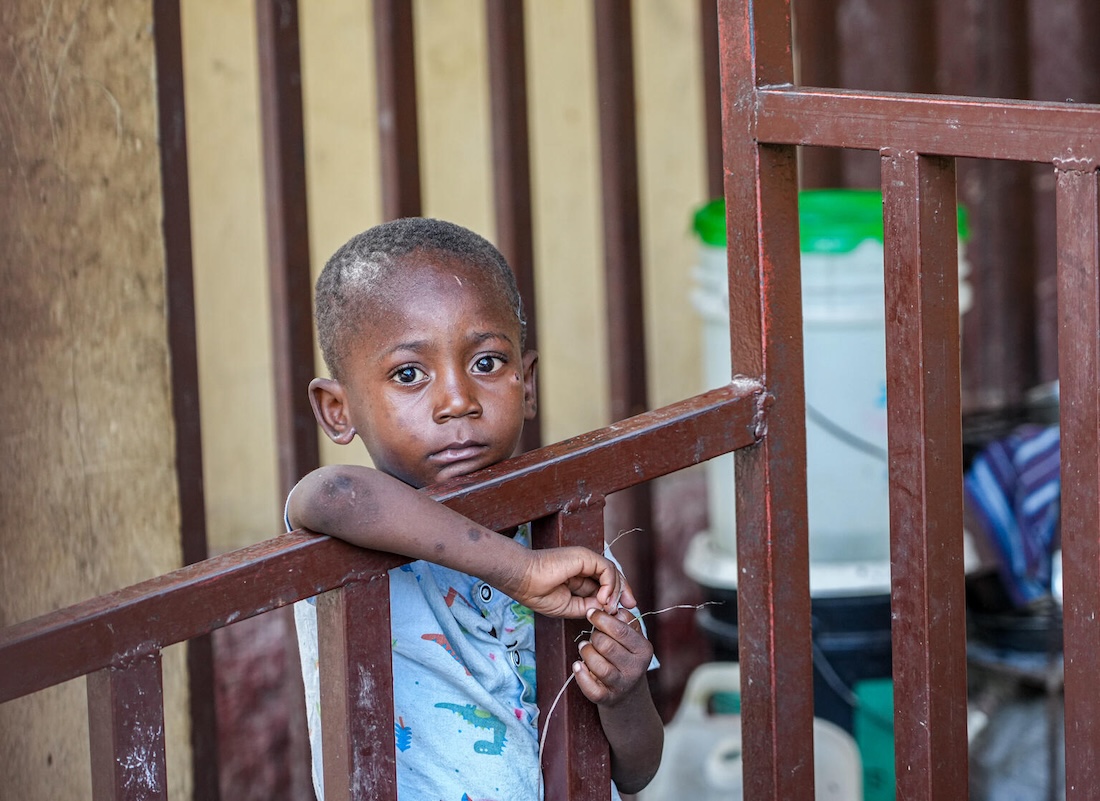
[723,1,1100,800]
[0,384,764,800]
[7,2,1099,800]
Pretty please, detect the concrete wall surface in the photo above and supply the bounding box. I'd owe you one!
[0,1,191,798]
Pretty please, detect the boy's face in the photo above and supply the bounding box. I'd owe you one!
[311,249,537,489]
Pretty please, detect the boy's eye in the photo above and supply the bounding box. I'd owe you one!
[392,365,427,384]
[472,355,504,374]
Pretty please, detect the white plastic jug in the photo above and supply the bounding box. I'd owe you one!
[639,662,862,801]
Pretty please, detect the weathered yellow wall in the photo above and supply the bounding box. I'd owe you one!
[0,0,708,796]
[180,0,281,545]
[187,0,710,554]
[0,1,191,799]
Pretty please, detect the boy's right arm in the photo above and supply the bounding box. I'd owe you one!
[288,464,633,619]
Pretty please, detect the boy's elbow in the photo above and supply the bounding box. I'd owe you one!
[289,465,379,533]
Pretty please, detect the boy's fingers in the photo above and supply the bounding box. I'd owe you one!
[599,574,635,614]
[578,636,641,697]
[587,608,647,652]
[566,575,600,597]
[616,578,636,610]
[575,641,612,691]
[572,656,607,701]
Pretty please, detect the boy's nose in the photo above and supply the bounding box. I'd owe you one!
[433,371,482,421]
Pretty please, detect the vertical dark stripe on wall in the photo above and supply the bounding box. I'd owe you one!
[835,0,937,188]
[699,0,725,200]
[791,0,843,189]
[938,0,1036,412]
[593,0,647,424]
[256,0,320,499]
[592,0,656,632]
[1028,0,1100,383]
[150,3,219,799]
[255,6,317,799]
[374,0,423,220]
[486,0,541,452]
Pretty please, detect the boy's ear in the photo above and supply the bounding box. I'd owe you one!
[309,377,357,445]
[521,350,538,421]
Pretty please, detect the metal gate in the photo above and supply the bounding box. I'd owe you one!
[2,2,1099,800]
[722,1,1100,799]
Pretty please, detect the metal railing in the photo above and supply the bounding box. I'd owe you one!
[0,385,763,800]
[5,2,1098,799]
[723,1,1100,799]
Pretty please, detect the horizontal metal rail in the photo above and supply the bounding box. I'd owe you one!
[0,381,765,706]
[756,85,1100,163]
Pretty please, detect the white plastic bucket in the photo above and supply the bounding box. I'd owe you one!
[638,662,862,801]
[801,239,892,565]
[689,191,970,591]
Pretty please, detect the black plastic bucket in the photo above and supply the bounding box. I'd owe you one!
[696,587,893,734]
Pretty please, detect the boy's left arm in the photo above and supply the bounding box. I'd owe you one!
[572,608,664,795]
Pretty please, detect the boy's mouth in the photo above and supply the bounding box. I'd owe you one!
[429,441,488,465]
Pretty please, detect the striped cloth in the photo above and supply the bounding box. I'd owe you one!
[964,425,1061,608]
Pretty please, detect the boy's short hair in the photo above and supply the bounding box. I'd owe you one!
[315,218,526,381]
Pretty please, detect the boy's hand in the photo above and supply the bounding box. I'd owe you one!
[572,607,653,706]
[508,546,636,619]
[572,607,664,793]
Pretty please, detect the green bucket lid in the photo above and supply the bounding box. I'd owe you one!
[693,189,969,254]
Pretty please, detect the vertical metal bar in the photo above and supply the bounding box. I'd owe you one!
[318,578,397,801]
[486,0,541,452]
[836,0,936,92]
[719,2,815,800]
[1054,165,1100,801]
[937,0,1036,412]
[881,150,969,801]
[835,0,938,188]
[257,0,321,500]
[791,0,844,189]
[183,635,219,801]
[699,0,724,200]
[1028,1,1100,383]
[592,0,656,647]
[87,654,168,801]
[533,503,611,801]
[150,4,219,798]
[374,0,422,220]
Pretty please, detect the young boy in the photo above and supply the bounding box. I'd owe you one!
[290,218,663,800]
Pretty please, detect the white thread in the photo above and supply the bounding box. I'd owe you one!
[605,528,642,550]
[538,671,576,790]
[539,527,724,787]
[539,599,726,794]
[573,601,722,642]
[638,601,721,620]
